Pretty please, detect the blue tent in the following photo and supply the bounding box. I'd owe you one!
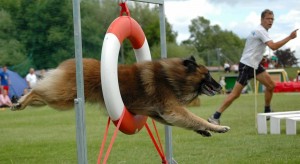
[0,68,27,98]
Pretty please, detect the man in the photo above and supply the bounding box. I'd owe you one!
[0,65,10,94]
[208,9,298,125]
[26,68,37,89]
[270,55,278,68]
[224,61,230,73]
[261,55,269,69]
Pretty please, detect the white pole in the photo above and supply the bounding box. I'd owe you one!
[158,4,175,164]
[254,68,258,131]
[72,0,88,163]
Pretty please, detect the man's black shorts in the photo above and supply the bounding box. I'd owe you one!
[236,62,265,86]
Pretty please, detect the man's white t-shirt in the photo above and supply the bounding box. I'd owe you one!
[224,63,230,68]
[26,73,37,88]
[240,25,272,69]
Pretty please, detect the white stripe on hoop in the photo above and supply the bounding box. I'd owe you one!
[133,39,151,62]
[101,33,123,121]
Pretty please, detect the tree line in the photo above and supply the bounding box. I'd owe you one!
[0,0,297,76]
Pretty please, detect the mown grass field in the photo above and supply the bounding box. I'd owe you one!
[0,93,300,164]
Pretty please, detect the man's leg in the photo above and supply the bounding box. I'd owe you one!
[217,82,244,113]
[208,82,244,125]
[256,71,276,112]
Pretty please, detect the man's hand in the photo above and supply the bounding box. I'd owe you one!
[289,29,298,39]
[267,29,298,50]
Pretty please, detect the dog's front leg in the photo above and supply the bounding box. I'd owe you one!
[159,106,230,137]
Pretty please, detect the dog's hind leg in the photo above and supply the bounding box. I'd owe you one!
[11,91,46,111]
[158,106,230,137]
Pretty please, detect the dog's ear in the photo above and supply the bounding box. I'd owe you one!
[189,56,196,62]
[183,57,197,72]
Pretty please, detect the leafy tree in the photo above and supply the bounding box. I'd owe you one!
[15,0,74,69]
[274,48,299,67]
[0,0,179,70]
[183,16,244,66]
[0,9,27,72]
[151,42,189,57]
[131,4,176,48]
[121,3,178,64]
[81,0,119,59]
[0,0,21,15]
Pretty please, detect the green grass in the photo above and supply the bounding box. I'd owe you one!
[1,93,300,163]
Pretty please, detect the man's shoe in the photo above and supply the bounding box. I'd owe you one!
[208,115,220,125]
[265,110,273,120]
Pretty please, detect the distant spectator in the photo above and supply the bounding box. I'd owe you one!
[268,62,274,69]
[224,62,230,73]
[0,65,10,94]
[232,64,239,73]
[11,95,19,104]
[0,89,12,108]
[219,76,226,94]
[270,55,278,68]
[37,69,46,80]
[261,55,269,69]
[26,68,37,89]
[297,70,300,82]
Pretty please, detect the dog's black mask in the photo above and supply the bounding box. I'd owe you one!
[199,72,222,96]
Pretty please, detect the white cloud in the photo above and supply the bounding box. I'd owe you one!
[227,11,260,38]
[164,0,219,42]
[270,10,300,59]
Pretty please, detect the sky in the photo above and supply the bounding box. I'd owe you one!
[161,0,300,59]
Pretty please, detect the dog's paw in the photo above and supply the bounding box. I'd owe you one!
[195,130,212,137]
[10,103,22,111]
[216,126,230,133]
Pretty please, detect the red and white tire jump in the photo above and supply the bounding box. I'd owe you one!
[101,16,151,135]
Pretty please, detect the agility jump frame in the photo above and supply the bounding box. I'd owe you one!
[72,0,175,163]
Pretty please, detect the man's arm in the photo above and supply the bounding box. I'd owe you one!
[266,29,298,50]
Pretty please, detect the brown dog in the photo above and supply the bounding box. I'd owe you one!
[12,56,230,136]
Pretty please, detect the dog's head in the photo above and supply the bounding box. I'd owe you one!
[183,56,222,96]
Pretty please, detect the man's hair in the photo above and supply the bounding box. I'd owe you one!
[261,9,273,19]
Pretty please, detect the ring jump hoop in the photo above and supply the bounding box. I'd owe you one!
[101,3,151,135]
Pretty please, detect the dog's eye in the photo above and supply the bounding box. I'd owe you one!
[204,73,211,80]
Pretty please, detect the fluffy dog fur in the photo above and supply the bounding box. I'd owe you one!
[12,56,230,137]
